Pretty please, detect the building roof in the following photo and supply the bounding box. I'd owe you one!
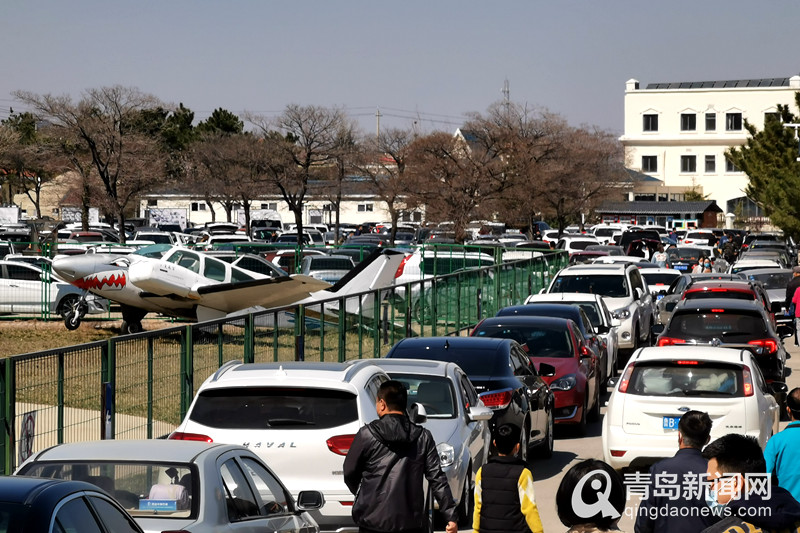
[645,78,791,90]
[624,168,662,183]
[596,201,722,215]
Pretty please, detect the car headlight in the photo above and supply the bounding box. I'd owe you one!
[549,374,578,391]
[612,307,631,320]
[436,442,455,467]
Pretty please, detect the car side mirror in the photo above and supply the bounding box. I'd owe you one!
[777,324,795,339]
[770,382,789,396]
[537,362,556,377]
[408,402,427,424]
[580,346,592,358]
[468,405,494,422]
[596,325,610,334]
[296,490,325,510]
[607,376,618,388]
[651,323,665,336]
[634,287,643,299]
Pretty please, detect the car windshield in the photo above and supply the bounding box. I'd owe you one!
[668,248,703,261]
[745,272,792,290]
[189,387,358,429]
[388,346,505,376]
[17,461,195,518]
[628,361,744,397]
[473,325,573,358]
[666,310,768,341]
[550,274,628,298]
[391,374,456,419]
[570,241,598,251]
[642,273,681,286]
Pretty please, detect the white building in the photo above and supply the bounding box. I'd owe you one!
[620,75,800,213]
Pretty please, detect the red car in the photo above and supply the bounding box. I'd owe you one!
[472,315,600,434]
[681,279,774,326]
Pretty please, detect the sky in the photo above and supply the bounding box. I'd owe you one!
[2,1,799,137]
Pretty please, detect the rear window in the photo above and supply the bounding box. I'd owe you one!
[391,374,456,419]
[684,290,755,302]
[668,248,703,261]
[628,361,743,397]
[745,272,792,290]
[473,325,573,358]
[570,241,598,251]
[308,258,353,270]
[642,273,680,286]
[667,310,768,341]
[388,346,504,376]
[550,274,628,298]
[189,387,358,429]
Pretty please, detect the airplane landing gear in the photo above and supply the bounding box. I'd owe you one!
[121,305,147,335]
[60,293,88,331]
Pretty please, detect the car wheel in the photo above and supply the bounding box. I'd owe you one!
[456,469,473,527]
[575,396,588,437]
[588,382,601,423]
[536,409,554,459]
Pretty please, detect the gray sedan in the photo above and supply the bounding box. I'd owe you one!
[370,358,493,527]
[15,439,324,533]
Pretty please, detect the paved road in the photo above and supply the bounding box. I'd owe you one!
[444,340,800,533]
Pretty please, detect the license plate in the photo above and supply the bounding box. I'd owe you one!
[675,265,687,270]
[663,416,680,430]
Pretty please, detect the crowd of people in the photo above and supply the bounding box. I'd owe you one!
[342,380,800,533]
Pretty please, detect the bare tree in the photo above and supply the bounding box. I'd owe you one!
[14,86,168,239]
[248,105,348,246]
[356,127,419,243]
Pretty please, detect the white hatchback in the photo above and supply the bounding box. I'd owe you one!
[602,346,783,471]
[170,360,391,532]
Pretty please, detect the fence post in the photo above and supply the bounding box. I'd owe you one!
[101,340,115,439]
[0,359,15,475]
[244,313,255,364]
[338,297,346,362]
[180,325,193,420]
[295,305,305,362]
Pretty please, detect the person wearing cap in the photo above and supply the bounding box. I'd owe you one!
[765,387,800,502]
[473,423,543,533]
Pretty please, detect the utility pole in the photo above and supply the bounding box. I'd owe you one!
[375,108,382,138]
[502,79,510,114]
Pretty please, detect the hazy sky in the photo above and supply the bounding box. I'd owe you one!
[2,1,798,136]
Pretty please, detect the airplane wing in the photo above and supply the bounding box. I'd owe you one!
[194,274,332,313]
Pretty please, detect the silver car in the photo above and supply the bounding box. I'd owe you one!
[15,439,324,533]
[369,359,493,527]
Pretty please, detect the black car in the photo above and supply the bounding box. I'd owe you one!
[0,476,144,532]
[495,303,608,384]
[654,298,789,384]
[385,337,555,460]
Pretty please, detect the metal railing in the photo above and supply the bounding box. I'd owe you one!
[0,248,567,474]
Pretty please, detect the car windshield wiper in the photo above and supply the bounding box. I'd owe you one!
[265,419,315,426]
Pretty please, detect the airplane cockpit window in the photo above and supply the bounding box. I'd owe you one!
[204,257,228,281]
[166,250,201,274]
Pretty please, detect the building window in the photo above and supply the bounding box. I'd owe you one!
[681,155,696,173]
[147,199,158,207]
[726,159,740,173]
[643,114,658,132]
[681,113,696,131]
[705,113,716,131]
[726,113,743,131]
[642,156,657,172]
[705,155,716,173]
[191,202,206,212]
[764,112,780,124]
[357,204,373,212]
[260,202,278,210]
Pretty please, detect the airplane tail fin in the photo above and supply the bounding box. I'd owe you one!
[328,248,407,295]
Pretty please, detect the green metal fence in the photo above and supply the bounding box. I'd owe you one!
[0,249,567,474]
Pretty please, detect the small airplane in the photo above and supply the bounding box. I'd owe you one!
[51,244,407,333]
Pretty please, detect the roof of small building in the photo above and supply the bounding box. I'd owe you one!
[596,201,722,215]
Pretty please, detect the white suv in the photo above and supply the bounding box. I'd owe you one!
[170,360,390,532]
[546,263,654,363]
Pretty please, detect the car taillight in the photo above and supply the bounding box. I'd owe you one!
[168,432,213,442]
[742,366,754,397]
[610,450,626,457]
[394,254,412,278]
[618,364,634,393]
[327,434,356,456]
[748,339,778,353]
[478,389,513,410]
[657,337,687,347]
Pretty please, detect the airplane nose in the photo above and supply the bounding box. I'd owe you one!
[52,255,104,283]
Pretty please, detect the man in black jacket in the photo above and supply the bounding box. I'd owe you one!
[343,380,458,533]
[635,410,719,533]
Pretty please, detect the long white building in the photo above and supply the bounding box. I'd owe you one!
[620,75,800,214]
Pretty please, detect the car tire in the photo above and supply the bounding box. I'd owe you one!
[456,469,473,527]
[575,396,588,437]
[536,409,554,459]
[588,382,601,423]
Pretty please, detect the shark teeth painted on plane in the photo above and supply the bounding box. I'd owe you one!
[74,271,127,291]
